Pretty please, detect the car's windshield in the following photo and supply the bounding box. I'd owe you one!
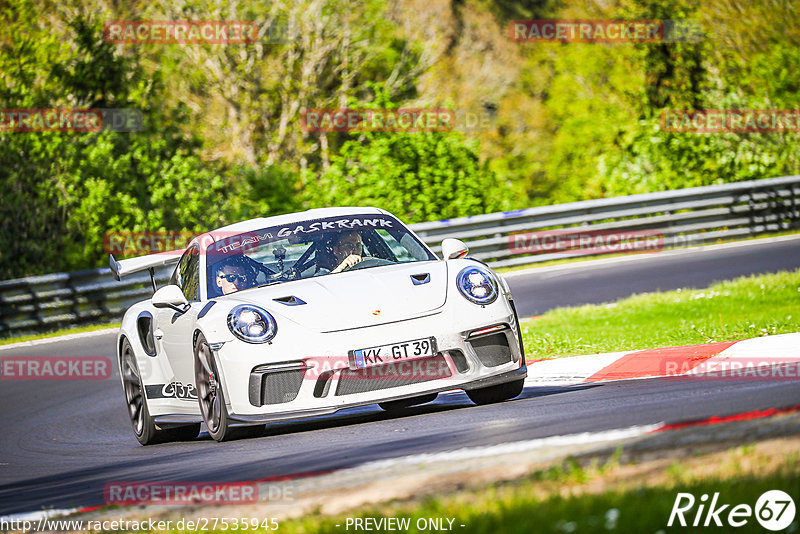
[206,213,435,297]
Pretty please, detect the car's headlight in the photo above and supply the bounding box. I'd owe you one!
[456,266,499,305]
[227,304,277,343]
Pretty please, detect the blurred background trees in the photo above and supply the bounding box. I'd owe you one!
[1,0,798,277]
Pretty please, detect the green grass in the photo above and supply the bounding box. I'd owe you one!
[162,443,798,534]
[0,322,119,346]
[520,269,800,359]
[274,473,797,533]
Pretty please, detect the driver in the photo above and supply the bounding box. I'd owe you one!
[330,231,364,273]
[214,257,252,295]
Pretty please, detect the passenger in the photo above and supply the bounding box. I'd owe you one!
[214,258,251,295]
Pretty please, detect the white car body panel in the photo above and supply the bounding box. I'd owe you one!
[115,207,526,428]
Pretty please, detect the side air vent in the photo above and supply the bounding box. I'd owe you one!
[198,301,216,319]
[273,295,307,306]
[136,311,156,357]
[411,273,430,285]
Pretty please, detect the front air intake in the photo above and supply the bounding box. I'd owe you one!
[335,355,451,396]
[248,364,307,406]
[469,332,512,367]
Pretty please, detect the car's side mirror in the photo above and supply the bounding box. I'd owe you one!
[152,285,189,313]
[441,238,469,260]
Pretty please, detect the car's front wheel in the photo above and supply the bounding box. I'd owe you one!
[194,333,236,442]
[465,378,524,405]
[121,338,199,445]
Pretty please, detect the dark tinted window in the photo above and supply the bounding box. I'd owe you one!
[171,246,200,301]
[205,214,436,295]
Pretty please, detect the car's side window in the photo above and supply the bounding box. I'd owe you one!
[171,246,200,301]
[375,229,418,261]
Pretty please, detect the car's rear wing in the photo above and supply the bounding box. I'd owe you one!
[109,252,181,282]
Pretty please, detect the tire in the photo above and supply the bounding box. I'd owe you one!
[466,378,524,406]
[379,393,438,412]
[120,338,199,445]
[195,333,235,442]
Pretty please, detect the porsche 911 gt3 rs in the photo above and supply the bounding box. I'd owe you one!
[110,207,526,444]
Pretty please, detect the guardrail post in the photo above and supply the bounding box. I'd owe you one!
[67,272,80,327]
[746,190,756,236]
[27,279,43,333]
[792,182,800,227]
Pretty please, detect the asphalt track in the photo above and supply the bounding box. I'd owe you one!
[1,237,799,515]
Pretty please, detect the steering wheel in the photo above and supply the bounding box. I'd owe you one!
[270,267,299,282]
[343,257,395,271]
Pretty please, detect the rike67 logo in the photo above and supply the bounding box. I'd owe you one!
[668,490,796,531]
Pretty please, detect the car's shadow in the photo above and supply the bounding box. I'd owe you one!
[195,382,605,441]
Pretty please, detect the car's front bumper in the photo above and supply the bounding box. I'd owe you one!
[212,300,526,422]
[228,365,527,423]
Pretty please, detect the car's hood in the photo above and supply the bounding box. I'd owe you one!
[224,261,448,332]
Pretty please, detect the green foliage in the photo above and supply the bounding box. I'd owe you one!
[0,5,226,277]
[501,0,800,203]
[590,0,800,196]
[529,42,644,201]
[599,118,800,196]
[3,0,800,277]
[305,130,509,223]
[624,0,711,110]
[222,165,302,222]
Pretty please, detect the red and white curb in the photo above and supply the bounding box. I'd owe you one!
[524,332,800,386]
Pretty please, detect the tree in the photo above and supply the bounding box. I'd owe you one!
[305,129,508,223]
[0,5,226,277]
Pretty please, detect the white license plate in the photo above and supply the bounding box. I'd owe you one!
[350,337,437,369]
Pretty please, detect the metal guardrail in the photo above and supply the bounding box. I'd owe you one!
[1,175,798,337]
[413,174,800,267]
[0,267,173,337]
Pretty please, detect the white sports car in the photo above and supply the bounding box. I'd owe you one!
[110,207,526,444]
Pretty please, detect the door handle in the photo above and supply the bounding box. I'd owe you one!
[154,329,164,340]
